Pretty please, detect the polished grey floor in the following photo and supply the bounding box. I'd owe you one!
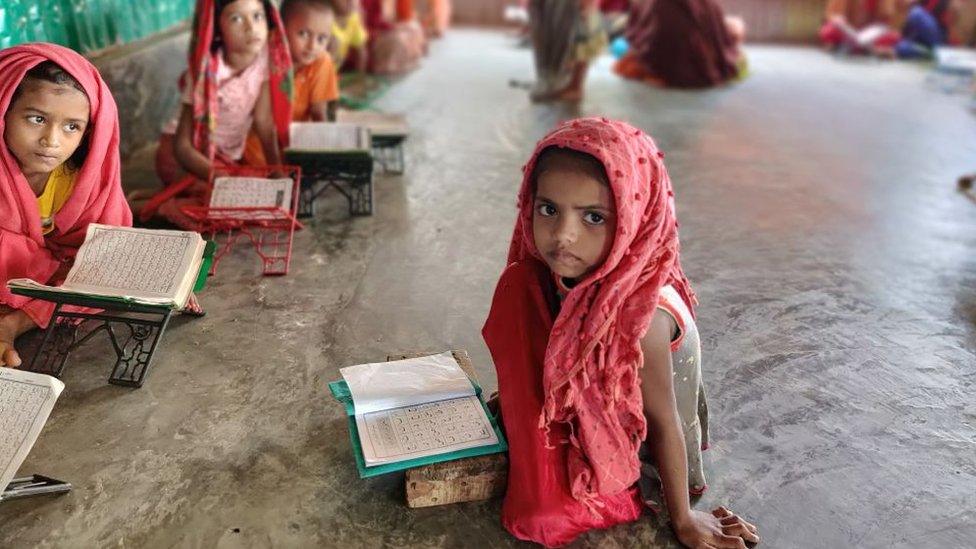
[2,29,975,548]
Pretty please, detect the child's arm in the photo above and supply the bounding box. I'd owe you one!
[353,45,368,73]
[173,105,214,181]
[640,312,759,548]
[252,81,283,167]
[308,101,338,122]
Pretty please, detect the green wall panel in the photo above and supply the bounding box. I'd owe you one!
[1,0,195,53]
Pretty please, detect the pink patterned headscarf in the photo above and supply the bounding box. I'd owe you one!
[507,117,696,504]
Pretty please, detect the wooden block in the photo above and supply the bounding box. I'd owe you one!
[405,453,508,508]
[386,350,508,508]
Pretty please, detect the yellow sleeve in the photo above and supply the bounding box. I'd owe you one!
[349,13,369,47]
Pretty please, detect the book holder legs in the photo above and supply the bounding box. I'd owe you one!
[1,475,71,503]
[26,302,172,388]
[180,165,301,277]
[372,137,405,175]
[204,222,296,276]
[295,157,374,218]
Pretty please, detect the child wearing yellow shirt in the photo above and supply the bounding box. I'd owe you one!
[332,0,369,73]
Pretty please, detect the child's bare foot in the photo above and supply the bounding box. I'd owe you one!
[181,293,206,317]
[554,87,583,102]
[529,88,559,102]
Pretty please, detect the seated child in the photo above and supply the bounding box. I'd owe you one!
[895,0,955,59]
[332,0,370,73]
[420,0,452,39]
[613,0,742,89]
[819,0,901,55]
[362,0,426,75]
[243,0,341,165]
[140,0,293,228]
[0,43,131,367]
[482,118,760,547]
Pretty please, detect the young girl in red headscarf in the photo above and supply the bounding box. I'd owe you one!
[139,0,293,228]
[0,43,132,367]
[483,118,760,548]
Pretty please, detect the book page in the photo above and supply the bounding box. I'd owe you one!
[58,224,201,301]
[340,352,475,415]
[336,110,408,137]
[0,368,64,496]
[289,122,369,152]
[355,395,498,466]
[936,47,976,73]
[209,177,294,219]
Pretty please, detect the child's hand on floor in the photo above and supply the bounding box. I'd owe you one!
[673,506,759,548]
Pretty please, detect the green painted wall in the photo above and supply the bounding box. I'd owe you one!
[0,0,194,53]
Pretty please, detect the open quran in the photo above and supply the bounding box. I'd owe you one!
[207,176,295,220]
[0,368,64,501]
[336,110,409,138]
[287,122,371,153]
[7,224,207,309]
[330,352,506,477]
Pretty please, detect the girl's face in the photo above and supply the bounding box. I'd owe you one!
[285,4,334,69]
[3,79,90,180]
[219,0,269,56]
[533,168,616,281]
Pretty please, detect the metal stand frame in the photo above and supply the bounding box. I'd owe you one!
[287,152,374,217]
[180,165,302,276]
[372,135,406,174]
[26,300,172,388]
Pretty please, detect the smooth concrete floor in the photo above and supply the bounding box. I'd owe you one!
[2,30,976,548]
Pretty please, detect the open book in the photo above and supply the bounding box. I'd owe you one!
[339,352,499,467]
[288,122,371,153]
[336,110,409,138]
[208,176,295,220]
[936,47,976,75]
[7,224,207,309]
[0,368,64,499]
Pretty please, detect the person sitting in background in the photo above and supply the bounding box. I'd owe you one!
[819,0,902,55]
[613,0,742,89]
[332,0,370,73]
[361,0,426,75]
[243,0,341,165]
[895,0,959,59]
[419,0,452,39]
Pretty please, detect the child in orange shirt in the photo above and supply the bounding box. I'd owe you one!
[244,0,341,165]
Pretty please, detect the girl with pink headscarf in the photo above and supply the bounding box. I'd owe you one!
[0,43,132,367]
[483,117,759,547]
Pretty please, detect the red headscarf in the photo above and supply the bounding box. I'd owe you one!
[0,43,132,327]
[490,117,695,506]
[186,0,293,161]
